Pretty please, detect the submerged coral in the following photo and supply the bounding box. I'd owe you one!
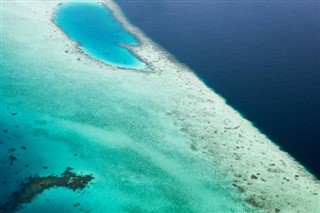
[0,168,94,213]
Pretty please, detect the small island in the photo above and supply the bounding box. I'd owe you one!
[0,168,94,213]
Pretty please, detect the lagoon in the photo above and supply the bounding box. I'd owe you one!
[54,2,145,69]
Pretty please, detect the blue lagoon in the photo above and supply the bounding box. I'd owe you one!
[54,2,145,69]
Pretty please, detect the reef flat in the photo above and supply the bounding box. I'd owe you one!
[1,0,319,212]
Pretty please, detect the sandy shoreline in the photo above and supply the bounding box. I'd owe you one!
[1,0,319,212]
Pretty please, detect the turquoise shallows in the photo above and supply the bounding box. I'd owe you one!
[1,2,252,212]
[54,2,145,69]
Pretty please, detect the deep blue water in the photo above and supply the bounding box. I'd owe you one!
[116,0,320,178]
[54,2,145,69]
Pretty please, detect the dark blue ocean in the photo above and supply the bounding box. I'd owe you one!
[116,0,320,178]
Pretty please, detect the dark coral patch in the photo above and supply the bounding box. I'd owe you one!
[0,168,94,213]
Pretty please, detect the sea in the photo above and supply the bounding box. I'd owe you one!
[115,0,320,178]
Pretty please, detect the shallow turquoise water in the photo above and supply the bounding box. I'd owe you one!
[54,2,145,69]
[0,1,253,212]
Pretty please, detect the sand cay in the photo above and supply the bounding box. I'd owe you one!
[1,0,319,212]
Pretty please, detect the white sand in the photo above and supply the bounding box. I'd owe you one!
[1,0,319,212]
